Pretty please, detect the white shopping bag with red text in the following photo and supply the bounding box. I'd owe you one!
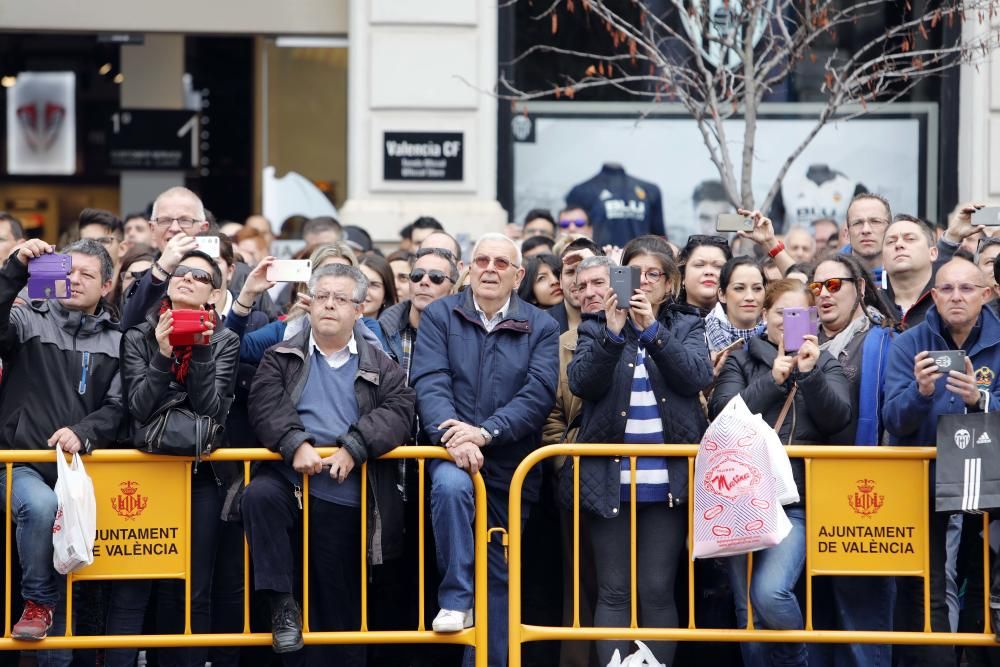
[52,444,96,574]
[692,394,792,559]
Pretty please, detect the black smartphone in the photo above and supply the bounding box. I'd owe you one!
[928,350,966,372]
[609,266,640,309]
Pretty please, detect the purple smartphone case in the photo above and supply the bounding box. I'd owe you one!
[783,306,818,352]
[27,254,72,299]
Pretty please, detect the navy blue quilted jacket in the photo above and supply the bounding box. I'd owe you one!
[565,306,712,518]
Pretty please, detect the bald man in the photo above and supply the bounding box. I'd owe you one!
[884,256,1000,663]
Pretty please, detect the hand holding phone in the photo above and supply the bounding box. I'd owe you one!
[972,207,1000,227]
[168,309,212,346]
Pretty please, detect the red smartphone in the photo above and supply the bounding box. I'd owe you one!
[168,309,211,346]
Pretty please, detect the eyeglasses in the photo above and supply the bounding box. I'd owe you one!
[559,218,588,229]
[473,255,516,271]
[808,277,856,295]
[409,268,454,285]
[934,283,987,296]
[151,216,203,229]
[847,217,890,230]
[639,269,665,283]
[171,265,218,287]
[311,291,360,307]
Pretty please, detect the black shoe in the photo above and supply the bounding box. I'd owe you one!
[270,595,304,654]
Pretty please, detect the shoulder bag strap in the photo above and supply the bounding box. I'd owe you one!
[773,383,798,432]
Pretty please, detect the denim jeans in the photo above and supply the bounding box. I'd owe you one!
[429,459,529,667]
[726,506,807,667]
[0,466,71,667]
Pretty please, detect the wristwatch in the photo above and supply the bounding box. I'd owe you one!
[479,427,493,446]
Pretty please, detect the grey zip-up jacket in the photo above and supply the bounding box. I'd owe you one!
[0,254,123,484]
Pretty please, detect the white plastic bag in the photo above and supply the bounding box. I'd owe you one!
[52,445,96,574]
[692,394,792,559]
[607,640,665,667]
[758,412,800,506]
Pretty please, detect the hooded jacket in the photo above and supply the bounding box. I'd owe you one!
[248,322,415,564]
[0,255,123,484]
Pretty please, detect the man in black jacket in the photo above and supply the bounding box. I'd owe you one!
[244,263,415,663]
[0,238,122,647]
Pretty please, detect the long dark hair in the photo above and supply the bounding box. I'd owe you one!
[517,254,562,306]
[810,253,897,329]
[719,256,766,323]
[359,254,398,315]
[677,235,732,308]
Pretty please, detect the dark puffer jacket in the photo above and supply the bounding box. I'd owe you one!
[565,307,713,518]
[710,334,853,504]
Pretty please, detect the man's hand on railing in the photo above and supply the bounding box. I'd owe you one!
[292,442,324,476]
[47,427,82,454]
[449,442,484,475]
[322,448,355,483]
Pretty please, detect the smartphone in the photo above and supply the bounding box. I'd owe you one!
[194,236,220,258]
[927,350,966,372]
[26,253,72,299]
[609,265,640,308]
[782,306,819,352]
[972,206,1000,226]
[716,213,754,233]
[715,338,746,355]
[266,259,312,283]
[168,309,210,346]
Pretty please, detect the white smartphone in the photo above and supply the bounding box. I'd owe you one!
[266,259,312,282]
[194,236,220,258]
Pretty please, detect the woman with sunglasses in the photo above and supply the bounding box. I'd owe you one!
[110,249,241,667]
[568,235,713,666]
[710,279,851,667]
[808,254,897,667]
[517,254,563,307]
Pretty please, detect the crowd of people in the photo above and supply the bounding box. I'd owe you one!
[0,187,998,667]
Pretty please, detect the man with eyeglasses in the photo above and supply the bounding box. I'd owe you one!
[884,256,1000,661]
[244,263,415,660]
[119,186,208,330]
[410,232,559,665]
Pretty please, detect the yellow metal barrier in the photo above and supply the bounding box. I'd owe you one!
[0,447,489,665]
[507,444,999,667]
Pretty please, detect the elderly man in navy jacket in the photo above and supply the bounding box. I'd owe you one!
[884,256,1000,665]
[410,232,559,666]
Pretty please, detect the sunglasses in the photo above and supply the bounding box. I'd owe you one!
[559,218,588,229]
[172,265,218,287]
[409,268,454,285]
[808,277,855,295]
[473,255,515,271]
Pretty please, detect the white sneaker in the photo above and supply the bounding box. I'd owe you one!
[432,607,473,632]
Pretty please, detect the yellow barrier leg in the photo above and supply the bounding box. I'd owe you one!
[242,460,251,634]
[360,462,368,632]
[302,475,310,634]
[983,512,991,637]
[805,459,813,631]
[629,457,637,630]
[184,462,192,635]
[573,456,580,629]
[473,475,488,667]
[418,458,426,632]
[687,456,695,630]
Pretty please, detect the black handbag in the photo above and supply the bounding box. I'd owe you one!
[143,395,223,466]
